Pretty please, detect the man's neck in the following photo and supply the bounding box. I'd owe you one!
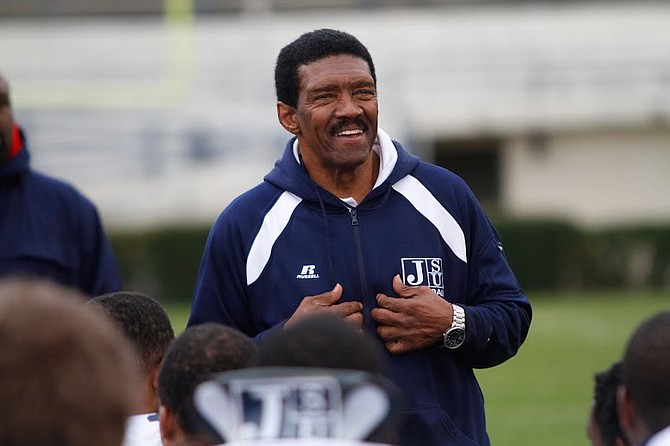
[301,150,380,204]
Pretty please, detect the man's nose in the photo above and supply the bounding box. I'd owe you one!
[335,93,363,117]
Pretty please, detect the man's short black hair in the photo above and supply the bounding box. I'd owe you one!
[593,362,628,446]
[90,291,174,374]
[252,314,388,376]
[158,323,257,436]
[274,28,377,108]
[621,311,670,434]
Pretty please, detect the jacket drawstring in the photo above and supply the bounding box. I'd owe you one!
[314,187,337,286]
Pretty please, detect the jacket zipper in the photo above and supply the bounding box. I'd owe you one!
[348,207,371,326]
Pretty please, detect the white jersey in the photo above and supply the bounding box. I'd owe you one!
[122,412,162,446]
[647,426,670,446]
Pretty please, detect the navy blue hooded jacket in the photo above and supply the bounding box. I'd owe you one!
[189,129,532,446]
[0,128,122,296]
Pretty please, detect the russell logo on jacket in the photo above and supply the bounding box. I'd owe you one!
[296,264,320,279]
[401,258,444,297]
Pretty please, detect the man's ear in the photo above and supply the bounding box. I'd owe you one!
[159,405,178,445]
[617,385,637,443]
[151,363,160,395]
[277,102,300,135]
[146,362,161,412]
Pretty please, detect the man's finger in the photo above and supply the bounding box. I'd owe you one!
[371,306,401,325]
[376,324,403,342]
[310,283,343,305]
[392,274,417,299]
[332,300,363,316]
[375,293,406,313]
[384,338,409,355]
[343,311,364,330]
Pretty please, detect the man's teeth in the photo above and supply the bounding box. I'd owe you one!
[337,129,363,136]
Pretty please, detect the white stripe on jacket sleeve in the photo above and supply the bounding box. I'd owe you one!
[246,191,302,285]
[392,175,467,263]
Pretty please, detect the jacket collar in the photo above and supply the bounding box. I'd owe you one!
[266,127,419,208]
[291,127,398,190]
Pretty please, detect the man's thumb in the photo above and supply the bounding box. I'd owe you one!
[392,274,412,297]
[318,283,343,305]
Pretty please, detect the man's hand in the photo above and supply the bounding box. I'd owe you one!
[371,275,453,354]
[285,283,363,330]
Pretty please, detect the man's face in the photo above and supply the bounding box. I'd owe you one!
[0,81,13,163]
[280,54,378,172]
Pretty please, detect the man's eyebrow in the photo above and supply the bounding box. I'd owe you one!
[352,80,375,88]
[307,84,338,94]
[308,80,375,94]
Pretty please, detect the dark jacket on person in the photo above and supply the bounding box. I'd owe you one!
[188,129,532,446]
[0,127,122,295]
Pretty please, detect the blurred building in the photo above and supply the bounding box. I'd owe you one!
[1,0,668,229]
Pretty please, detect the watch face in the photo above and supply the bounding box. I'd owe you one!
[444,328,465,349]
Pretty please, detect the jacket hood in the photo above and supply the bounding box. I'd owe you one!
[263,128,420,208]
[0,127,30,179]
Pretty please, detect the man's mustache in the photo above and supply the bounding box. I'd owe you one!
[330,118,369,136]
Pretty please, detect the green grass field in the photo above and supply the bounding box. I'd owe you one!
[165,290,669,445]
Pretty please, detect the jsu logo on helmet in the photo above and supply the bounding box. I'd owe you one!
[401,258,444,296]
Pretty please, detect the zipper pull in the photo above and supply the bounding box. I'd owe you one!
[348,207,359,226]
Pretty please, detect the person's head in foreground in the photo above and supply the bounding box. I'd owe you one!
[0,278,138,446]
[617,311,670,446]
[254,314,388,375]
[158,322,257,446]
[90,290,175,413]
[229,315,401,444]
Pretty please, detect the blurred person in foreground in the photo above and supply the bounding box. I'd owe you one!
[188,28,532,446]
[0,72,121,295]
[243,314,403,444]
[588,361,630,446]
[617,311,670,446]
[0,278,138,446]
[90,291,176,446]
[158,322,257,446]
[190,315,402,445]
[253,313,388,375]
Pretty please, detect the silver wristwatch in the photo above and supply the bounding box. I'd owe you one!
[443,304,466,349]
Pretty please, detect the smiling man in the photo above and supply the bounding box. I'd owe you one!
[188,29,532,446]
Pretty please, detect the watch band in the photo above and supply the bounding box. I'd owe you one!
[442,304,466,349]
[451,304,465,330]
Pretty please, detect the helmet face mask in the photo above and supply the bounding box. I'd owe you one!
[192,367,404,444]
